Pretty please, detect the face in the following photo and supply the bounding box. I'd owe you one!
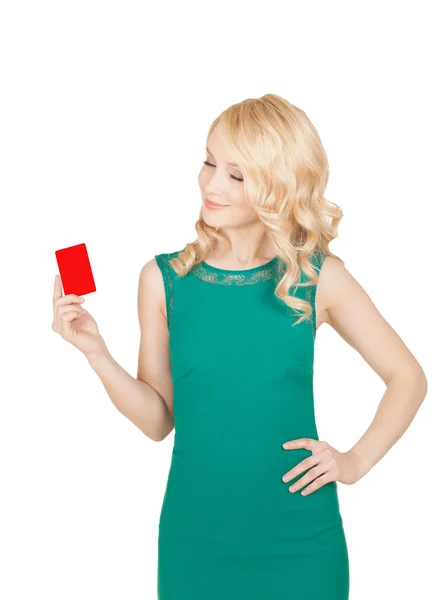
[198,126,259,228]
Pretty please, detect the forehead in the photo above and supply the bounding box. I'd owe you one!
[206,127,240,167]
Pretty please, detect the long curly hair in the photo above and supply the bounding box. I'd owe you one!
[169,93,344,327]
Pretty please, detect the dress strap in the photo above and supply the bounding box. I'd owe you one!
[310,249,327,273]
[155,252,179,331]
[307,250,328,337]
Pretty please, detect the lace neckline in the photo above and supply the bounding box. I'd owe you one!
[191,256,283,285]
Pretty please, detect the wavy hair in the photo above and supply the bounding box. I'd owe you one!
[169,93,344,326]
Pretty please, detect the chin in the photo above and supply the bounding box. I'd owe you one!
[200,210,220,226]
[203,218,222,229]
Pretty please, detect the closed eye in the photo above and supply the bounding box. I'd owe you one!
[203,160,243,182]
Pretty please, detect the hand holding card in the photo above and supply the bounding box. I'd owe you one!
[53,243,106,361]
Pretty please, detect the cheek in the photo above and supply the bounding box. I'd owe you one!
[228,186,250,212]
[198,170,208,188]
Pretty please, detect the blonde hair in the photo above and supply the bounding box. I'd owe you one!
[170,93,344,326]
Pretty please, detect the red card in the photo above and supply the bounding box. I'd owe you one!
[55,243,96,296]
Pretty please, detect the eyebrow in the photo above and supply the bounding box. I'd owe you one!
[206,147,239,168]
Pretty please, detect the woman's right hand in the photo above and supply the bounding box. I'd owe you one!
[52,274,106,360]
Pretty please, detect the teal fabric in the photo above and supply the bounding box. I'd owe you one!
[154,249,349,599]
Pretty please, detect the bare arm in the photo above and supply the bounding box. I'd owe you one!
[87,257,174,442]
[316,256,428,478]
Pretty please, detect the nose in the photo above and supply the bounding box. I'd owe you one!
[204,166,225,196]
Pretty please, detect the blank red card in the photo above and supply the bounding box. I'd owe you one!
[55,243,96,296]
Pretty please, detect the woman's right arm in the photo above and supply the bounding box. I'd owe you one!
[87,258,174,442]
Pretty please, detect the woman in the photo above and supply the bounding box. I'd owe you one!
[52,93,428,599]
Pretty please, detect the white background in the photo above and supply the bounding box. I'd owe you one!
[1,1,439,598]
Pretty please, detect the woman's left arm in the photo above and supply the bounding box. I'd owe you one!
[317,255,428,479]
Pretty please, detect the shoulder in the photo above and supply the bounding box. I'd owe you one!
[154,249,184,278]
[309,249,341,272]
[138,257,164,305]
[308,248,345,273]
[139,249,183,290]
[315,251,359,314]
[154,249,183,268]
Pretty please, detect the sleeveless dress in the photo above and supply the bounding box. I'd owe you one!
[154,248,350,600]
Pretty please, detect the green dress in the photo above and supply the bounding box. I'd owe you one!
[154,249,349,600]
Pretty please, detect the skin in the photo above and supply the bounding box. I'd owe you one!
[53,124,428,494]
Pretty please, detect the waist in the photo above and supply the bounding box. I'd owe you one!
[159,449,342,537]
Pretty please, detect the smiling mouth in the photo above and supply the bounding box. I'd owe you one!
[205,198,229,207]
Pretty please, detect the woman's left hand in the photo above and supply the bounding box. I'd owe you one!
[281,438,369,495]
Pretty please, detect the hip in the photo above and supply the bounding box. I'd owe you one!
[159,461,343,539]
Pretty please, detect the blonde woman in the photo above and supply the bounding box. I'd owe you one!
[52,94,428,599]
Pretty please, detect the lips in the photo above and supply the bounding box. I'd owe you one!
[205,198,229,208]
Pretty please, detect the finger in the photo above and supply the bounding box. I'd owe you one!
[59,310,82,338]
[282,453,322,483]
[55,304,86,322]
[53,274,63,300]
[288,461,330,493]
[282,438,318,451]
[55,304,86,331]
[60,310,85,331]
[299,472,334,496]
[59,304,86,316]
[54,294,86,308]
